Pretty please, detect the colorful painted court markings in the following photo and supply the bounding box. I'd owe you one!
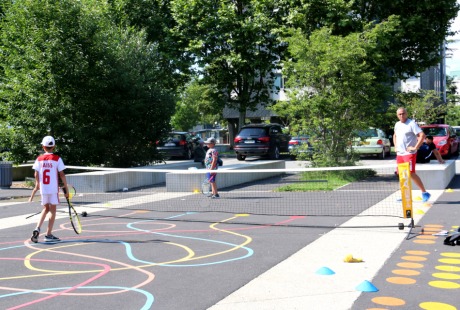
[435,265,460,272]
[386,277,416,285]
[419,302,457,310]
[371,297,405,306]
[401,256,427,262]
[428,281,460,289]
[235,214,250,217]
[423,228,442,232]
[439,258,460,264]
[440,253,460,258]
[432,273,460,280]
[397,262,424,268]
[392,269,420,276]
[406,250,430,255]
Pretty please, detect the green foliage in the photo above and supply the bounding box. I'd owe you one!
[272,168,376,192]
[171,80,225,131]
[273,21,396,167]
[0,0,175,167]
[393,90,446,125]
[445,75,460,126]
[286,0,460,84]
[170,0,288,129]
[108,0,193,92]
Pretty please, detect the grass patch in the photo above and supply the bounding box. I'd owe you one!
[273,168,376,192]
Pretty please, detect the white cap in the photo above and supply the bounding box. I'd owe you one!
[198,139,205,144]
[41,136,55,147]
[204,137,216,144]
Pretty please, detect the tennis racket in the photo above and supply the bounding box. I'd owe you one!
[61,185,81,234]
[201,177,211,195]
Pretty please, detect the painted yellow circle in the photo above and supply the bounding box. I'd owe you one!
[386,277,416,284]
[432,273,460,280]
[435,266,460,272]
[429,281,460,289]
[392,269,421,276]
[452,226,459,228]
[414,240,436,244]
[439,259,460,265]
[425,225,444,228]
[419,302,457,310]
[406,251,430,255]
[397,262,424,268]
[402,256,427,262]
[235,214,250,217]
[371,297,405,306]
[441,253,460,258]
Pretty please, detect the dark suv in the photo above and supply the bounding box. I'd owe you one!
[233,123,290,160]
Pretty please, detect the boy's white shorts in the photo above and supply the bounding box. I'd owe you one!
[41,194,60,206]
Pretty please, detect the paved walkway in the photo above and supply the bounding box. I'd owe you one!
[209,179,460,310]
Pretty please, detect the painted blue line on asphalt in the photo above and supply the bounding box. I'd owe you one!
[0,286,154,310]
[125,214,254,267]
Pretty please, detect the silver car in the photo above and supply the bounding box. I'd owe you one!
[351,128,391,159]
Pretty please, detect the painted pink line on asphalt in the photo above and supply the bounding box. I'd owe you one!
[3,258,110,310]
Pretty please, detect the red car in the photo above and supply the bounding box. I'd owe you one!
[420,124,459,158]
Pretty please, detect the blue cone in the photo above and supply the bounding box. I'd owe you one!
[355,280,378,292]
[396,198,402,201]
[315,267,335,275]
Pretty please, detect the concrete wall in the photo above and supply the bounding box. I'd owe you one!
[13,164,34,181]
[411,160,455,190]
[66,162,204,193]
[166,160,285,192]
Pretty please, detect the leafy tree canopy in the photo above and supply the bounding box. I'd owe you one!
[285,0,460,84]
[0,0,175,167]
[273,20,398,166]
[170,0,288,129]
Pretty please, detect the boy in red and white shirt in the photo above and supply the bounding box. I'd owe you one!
[29,136,68,242]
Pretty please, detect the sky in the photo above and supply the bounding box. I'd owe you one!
[446,1,460,75]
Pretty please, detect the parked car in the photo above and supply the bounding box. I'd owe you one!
[233,123,290,160]
[420,124,459,158]
[351,128,391,159]
[157,132,199,159]
[288,136,314,160]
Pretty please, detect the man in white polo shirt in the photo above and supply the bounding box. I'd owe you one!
[393,108,431,202]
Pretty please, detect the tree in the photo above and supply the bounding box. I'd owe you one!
[171,80,226,131]
[0,0,175,167]
[286,0,460,84]
[274,21,398,167]
[170,0,288,131]
[108,0,194,92]
[446,75,460,126]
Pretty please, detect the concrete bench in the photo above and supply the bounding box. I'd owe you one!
[166,160,286,192]
[410,159,455,190]
[66,162,204,193]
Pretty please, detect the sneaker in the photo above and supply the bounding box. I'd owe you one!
[422,192,431,203]
[31,229,40,243]
[211,194,220,199]
[45,234,60,242]
[396,198,402,202]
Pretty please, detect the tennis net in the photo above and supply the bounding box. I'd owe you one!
[60,163,406,226]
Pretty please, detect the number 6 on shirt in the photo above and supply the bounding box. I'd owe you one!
[61,185,81,234]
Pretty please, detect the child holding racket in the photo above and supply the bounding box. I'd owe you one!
[204,137,219,199]
[28,136,68,242]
